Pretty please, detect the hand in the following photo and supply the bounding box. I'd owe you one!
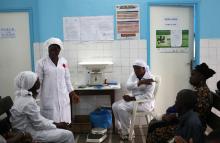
[69,91,80,104]
[21,132,32,143]
[138,79,154,86]
[54,122,69,129]
[162,114,177,121]
[123,95,135,102]
[174,136,193,143]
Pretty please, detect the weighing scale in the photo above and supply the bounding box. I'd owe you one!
[86,128,107,143]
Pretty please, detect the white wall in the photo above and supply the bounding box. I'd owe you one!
[200,39,220,91]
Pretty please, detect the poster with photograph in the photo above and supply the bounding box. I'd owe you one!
[156,30,189,48]
[116,4,140,39]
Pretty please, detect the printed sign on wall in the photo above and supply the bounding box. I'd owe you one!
[116,4,140,39]
[0,27,16,38]
[156,30,189,53]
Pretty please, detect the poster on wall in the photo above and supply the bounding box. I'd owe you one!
[63,16,114,41]
[116,4,140,39]
[156,30,189,53]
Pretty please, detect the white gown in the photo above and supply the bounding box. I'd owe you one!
[112,72,155,135]
[10,95,74,143]
[36,56,73,123]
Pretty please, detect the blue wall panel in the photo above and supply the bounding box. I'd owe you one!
[1,0,220,42]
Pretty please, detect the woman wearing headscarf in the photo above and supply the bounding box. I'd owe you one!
[146,63,216,143]
[36,37,79,123]
[112,59,155,140]
[10,71,74,143]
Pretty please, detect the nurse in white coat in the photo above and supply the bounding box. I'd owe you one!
[112,60,155,139]
[36,37,79,123]
[10,71,74,143]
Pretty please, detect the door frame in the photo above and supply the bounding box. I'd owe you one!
[146,1,200,68]
[0,8,35,71]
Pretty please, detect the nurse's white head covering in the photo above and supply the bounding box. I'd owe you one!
[133,59,153,78]
[133,59,147,68]
[44,37,63,50]
[14,71,38,96]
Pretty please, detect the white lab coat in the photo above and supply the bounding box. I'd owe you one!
[36,56,73,123]
[0,135,6,143]
[10,95,74,143]
[112,72,155,135]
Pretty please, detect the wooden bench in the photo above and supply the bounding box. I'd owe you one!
[0,96,13,135]
[206,92,220,132]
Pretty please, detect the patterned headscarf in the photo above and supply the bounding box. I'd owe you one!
[14,71,38,96]
[194,63,216,79]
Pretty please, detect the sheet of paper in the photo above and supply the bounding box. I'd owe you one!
[171,30,182,47]
[0,27,16,38]
[80,16,113,41]
[63,17,80,41]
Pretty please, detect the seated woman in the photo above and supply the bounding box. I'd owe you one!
[146,63,216,143]
[174,89,204,143]
[10,71,74,143]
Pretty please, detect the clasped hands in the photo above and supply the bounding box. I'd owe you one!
[53,122,71,129]
[123,79,155,102]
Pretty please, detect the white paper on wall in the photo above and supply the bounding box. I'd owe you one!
[0,27,16,38]
[171,30,182,47]
[80,16,114,41]
[63,17,80,41]
[63,16,113,41]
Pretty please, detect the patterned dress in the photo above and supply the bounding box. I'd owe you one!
[146,84,211,143]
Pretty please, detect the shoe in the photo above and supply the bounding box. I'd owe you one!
[120,131,135,140]
[120,134,129,140]
[117,129,122,135]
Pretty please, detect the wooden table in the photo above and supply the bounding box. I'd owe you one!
[72,84,120,132]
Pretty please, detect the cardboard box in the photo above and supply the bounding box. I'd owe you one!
[69,115,91,133]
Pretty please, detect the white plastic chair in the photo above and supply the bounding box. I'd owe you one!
[128,75,161,140]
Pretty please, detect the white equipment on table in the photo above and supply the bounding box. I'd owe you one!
[78,61,113,86]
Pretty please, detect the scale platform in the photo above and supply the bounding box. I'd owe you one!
[86,128,107,143]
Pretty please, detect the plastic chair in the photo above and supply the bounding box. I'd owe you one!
[128,75,161,140]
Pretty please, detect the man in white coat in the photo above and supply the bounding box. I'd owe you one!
[36,37,79,123]
[112,60,155,140]
[10,71,74,143]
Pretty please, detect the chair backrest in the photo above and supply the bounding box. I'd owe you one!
[0,96,13,134]
[153,75,161,98]
[207,93,220,130]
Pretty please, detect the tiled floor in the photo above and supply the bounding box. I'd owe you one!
[74,125,148,143]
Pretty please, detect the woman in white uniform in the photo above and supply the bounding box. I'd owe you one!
[10,71,74,143]
[36,37,79,123]
[112,60,155,139]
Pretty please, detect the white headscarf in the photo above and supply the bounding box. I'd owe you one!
[15,71,38,97]
[43,37,63,50]
[133,59,153,78]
